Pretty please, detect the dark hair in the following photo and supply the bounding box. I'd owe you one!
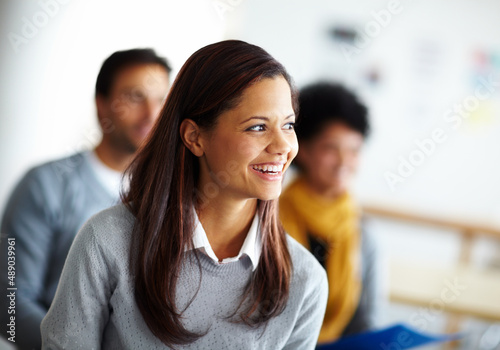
[95,48,171,98]
[122,40,296,347]
[296,82,369,140]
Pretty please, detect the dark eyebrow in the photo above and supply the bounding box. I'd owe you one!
[240,114,295,124]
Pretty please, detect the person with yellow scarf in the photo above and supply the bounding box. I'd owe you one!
[280,82,381,345]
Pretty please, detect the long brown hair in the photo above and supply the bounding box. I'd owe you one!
[123,40,297,347]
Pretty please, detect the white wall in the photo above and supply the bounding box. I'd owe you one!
[0,0,226,214]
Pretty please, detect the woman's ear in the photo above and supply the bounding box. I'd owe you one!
[180,119,204,157]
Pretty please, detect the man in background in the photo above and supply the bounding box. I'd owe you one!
[0,48,171,349]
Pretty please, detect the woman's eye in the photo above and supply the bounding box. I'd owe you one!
[283,122,295,130]
[246,124,266,132]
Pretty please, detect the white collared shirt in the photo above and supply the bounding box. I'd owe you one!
[191,211,262,271]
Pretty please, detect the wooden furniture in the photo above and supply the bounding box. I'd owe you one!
[362,204,500,348]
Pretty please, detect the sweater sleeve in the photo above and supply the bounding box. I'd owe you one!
[283,261,328,350]
[0,169,60,350]
[41,219,113,350]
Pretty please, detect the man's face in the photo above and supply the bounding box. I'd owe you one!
[298,121,364,197]
[97,63,170,153]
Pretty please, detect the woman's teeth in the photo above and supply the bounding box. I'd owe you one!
[252,164,284,174]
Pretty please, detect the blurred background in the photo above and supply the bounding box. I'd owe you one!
[1,0,499,349]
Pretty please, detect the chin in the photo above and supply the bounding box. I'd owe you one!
[256,189,282,201]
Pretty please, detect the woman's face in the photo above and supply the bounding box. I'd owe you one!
[197,76,298,203]
[299,121,364,197]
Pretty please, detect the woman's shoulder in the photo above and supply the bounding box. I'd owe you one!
[286,234,327,287]
[77,203,136,253]
[86,203,135,229]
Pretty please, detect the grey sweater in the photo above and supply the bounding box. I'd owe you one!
[0,152,118,350]
[41,204,328,349]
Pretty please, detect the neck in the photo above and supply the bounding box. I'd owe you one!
[197,196,257,261]
[94,140,135,172]
[302,176,346,200]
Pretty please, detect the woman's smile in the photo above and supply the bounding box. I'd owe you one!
[250,162,286,181]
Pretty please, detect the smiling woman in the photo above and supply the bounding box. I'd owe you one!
[40,40,328,349]
[185,76,297,202]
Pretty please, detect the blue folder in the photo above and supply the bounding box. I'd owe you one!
[316,323,462,350]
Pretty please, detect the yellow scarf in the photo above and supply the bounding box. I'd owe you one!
[279,177,362,343]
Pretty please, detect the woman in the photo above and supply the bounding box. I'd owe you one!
[41,40,328,349]
[280,82,381,345]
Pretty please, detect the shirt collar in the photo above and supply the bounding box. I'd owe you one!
[191,210,261,271]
